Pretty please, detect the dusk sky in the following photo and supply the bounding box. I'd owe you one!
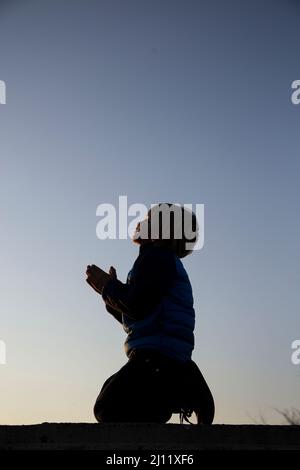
[0,0,300,425]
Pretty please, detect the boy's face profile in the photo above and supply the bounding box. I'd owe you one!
[132,206,172,246]
[132,212,153,245]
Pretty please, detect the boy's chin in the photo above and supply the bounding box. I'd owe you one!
[132,236,152,245]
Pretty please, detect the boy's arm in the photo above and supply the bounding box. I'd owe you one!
[104,302,123,324]
[102,246,177,321]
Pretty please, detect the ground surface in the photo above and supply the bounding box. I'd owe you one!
[0,423,299,450]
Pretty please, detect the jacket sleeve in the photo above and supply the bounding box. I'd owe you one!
[102,246,177,321]
[104,302,123,325]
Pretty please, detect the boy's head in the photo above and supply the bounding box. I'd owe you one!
[133,203,199,258]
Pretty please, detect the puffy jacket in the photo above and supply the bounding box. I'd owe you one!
[102,243,195,362]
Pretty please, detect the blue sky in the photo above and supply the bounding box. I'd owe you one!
[0,0,299,424]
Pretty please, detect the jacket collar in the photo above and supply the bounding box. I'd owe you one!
[138,242,153,256]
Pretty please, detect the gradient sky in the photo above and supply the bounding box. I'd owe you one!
[0,0,300,425]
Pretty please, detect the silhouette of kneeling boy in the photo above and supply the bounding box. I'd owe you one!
[86,203,214,424]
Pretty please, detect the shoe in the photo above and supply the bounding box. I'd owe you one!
[176,360,215,425]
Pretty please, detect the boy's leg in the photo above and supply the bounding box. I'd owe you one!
[178,360,215,424]
[94,351,174,423]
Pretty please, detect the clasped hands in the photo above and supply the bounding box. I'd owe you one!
[86,264,117,295]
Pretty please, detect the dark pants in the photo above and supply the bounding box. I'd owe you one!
[94,348,185,423]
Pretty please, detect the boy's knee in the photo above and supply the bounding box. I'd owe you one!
[94,401,110,423]
[94,397,120,423]
[93,400,102,422]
